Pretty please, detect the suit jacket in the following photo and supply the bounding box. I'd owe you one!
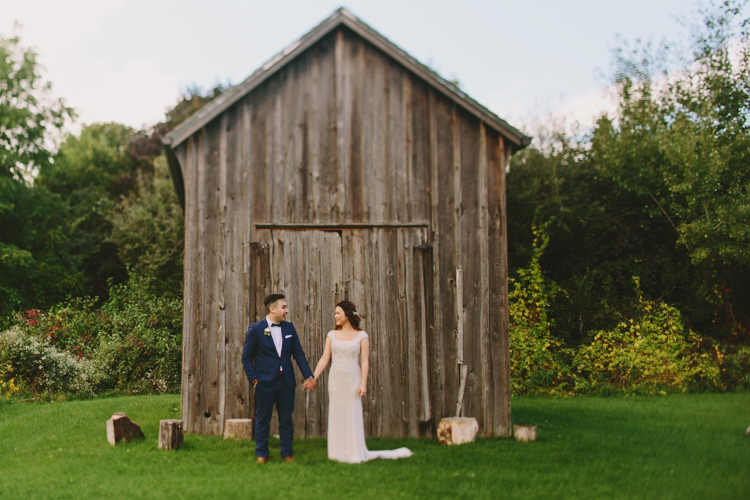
[241,319,313,388]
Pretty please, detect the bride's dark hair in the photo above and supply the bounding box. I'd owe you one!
[334,300,363,331]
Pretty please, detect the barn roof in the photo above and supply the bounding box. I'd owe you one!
[163,8,531,150]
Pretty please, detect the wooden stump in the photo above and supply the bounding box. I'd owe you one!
[223,419,253,440]
[514,425,537,442]
[437,417,478,445]
[158,419,184,450]
[106,412,145,445]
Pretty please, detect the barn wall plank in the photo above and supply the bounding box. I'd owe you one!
[435,97,459,419]
[342,37,365,222]
[250,83,270,231]
[216,113,228,436]
[182,136,201,433]
[224,103,248,424]
[409,76,432,224]
[477,124,492,434]
[427,89,445,424]
[364,44,388,223]
[241,96,254,420]
[458,111,483,428]
[200,119,223,435]
[316,34,338,223]
[388,65,405,223]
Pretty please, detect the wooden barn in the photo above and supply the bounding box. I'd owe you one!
[163,8,530,439]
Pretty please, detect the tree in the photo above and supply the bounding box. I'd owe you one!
[0,27,73,180]
[593,0,750,336]
[0,30,82,320]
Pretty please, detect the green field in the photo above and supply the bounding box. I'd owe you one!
[1,393,748,499]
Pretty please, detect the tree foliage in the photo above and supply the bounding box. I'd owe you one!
[0,27,73,180]
[0,31,83,319]
[508,1,750,343]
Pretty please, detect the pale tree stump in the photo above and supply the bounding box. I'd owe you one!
[223,419,253,440]
[745,425,750,436]
[106,412,145,445]
[158,420,184,450]
[514,425,537,442]
[437,417,478,445]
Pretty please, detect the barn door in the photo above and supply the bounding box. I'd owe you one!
[249,230,343,438]
[341,228,432,438]
[248,227,432,438]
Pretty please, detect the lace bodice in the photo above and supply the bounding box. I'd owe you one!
[329,330,367,370]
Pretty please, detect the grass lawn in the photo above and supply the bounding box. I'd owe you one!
[1,393,748,499]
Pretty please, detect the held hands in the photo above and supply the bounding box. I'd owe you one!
[357,384,367,397]
[303,377,317,391]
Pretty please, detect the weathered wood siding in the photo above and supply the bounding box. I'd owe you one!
[177,27,512,438]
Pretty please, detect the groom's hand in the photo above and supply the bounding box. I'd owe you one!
[303,378,317,391]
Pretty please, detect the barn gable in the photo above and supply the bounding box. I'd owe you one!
[164,8,529,210]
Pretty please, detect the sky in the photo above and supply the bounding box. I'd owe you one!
[1,0,716,137]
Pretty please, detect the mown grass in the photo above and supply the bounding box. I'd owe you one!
[1,393,748,499]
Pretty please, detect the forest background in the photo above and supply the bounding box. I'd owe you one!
[1,2,748,400]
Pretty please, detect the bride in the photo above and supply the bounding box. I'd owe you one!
[311,300,412,463]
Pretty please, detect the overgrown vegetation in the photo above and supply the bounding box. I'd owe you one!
[0,271,182,399]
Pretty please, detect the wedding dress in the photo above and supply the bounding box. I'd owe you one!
[326,330,413,463]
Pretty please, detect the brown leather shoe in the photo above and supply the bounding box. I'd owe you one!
[256,457,268,464]
[283,456,294,462]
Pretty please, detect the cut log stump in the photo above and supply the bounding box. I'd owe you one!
[223,419,253,440]
[514,425,537,442]
[437,417,478,445]
[106,412,145,445]
[158,419,184,450]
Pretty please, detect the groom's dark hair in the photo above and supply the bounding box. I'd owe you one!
[264,293,285,310]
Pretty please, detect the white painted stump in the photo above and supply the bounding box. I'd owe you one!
[106,412,145,445]
[158,419,184,450]
[223,419,253,440]
[437,417,478,445]
[514,425,537,442]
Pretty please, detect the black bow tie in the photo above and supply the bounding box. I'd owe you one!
[270,322,281,328]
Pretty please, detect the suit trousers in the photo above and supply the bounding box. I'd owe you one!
[254,373,295,458]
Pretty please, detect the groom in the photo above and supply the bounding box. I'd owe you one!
[242,293,317,463]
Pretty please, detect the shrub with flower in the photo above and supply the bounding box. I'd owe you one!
[1,363,19,399]
[0,326,102,396]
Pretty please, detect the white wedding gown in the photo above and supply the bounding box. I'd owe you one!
[327,330,413,463]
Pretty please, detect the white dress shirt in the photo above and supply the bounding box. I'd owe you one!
[266,316,283,370]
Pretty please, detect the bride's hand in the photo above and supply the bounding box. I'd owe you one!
[357,385,367,396]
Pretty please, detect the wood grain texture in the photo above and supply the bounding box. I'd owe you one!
[179,28,513,438]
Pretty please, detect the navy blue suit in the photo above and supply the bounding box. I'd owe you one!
[242,318,313,458]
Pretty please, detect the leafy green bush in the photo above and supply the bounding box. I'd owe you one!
[573,279,724,394]
[95,272,182,394]
[509,224,572,396]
